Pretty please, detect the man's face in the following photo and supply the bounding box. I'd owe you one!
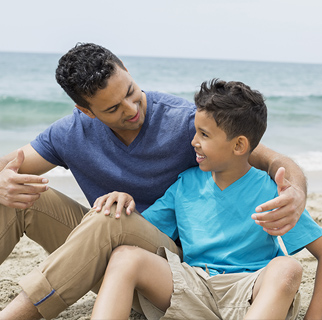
[78,66,147,138]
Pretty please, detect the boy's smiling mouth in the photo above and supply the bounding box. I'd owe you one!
[195,151,206,163]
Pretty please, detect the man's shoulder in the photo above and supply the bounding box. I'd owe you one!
[51,108,97,131]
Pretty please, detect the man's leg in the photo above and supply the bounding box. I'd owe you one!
[0,187,88,264]
[91,245,173,320]
[2,208,179,319]
[0,291,42,320]
[244,256,302,320]
[0,188,89,320]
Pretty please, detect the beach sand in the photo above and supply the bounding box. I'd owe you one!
[0,172,321,319]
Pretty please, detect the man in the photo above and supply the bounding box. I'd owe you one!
[0,43,307,319]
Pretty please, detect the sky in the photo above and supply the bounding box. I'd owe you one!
[1,0,322,64]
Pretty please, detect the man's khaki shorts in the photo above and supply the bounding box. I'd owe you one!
[138,247,301,320]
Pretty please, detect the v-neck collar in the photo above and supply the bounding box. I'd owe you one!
[206,167,255,197]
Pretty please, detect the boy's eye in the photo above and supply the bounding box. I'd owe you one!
[202,132,208,137]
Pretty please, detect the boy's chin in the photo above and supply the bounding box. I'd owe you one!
[198,165,210,172]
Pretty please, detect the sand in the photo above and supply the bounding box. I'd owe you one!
[0,172,321,319]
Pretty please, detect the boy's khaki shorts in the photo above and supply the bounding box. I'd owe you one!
[138,247,301,320]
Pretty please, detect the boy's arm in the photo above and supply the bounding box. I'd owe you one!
[303,236,322,319]
[249,143,306,236]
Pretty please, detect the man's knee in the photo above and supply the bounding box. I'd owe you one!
[81,205,146,235]
[81,204,123,228]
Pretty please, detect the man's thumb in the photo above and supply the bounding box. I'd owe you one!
[275,167,286,194]
[6,149,25,173]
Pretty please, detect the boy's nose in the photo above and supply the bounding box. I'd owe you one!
[191,134,199,147]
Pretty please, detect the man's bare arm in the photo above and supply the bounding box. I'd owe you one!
[0,144,56,209]
[249,143,306,236]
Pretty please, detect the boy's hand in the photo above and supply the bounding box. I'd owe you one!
[251,167,305,236]
[93,191,136,218]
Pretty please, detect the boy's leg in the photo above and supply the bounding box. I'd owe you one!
[245,256,302,320]
[91,246,173,320]
[2,208,179,320]
[0,187,88,264]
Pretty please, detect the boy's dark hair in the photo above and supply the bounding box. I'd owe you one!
[194,78,267,152]
[56,43,125,109]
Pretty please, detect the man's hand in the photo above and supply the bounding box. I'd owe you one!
[251,167,305,236]
[0,149,49,209]
[93,191,136,218]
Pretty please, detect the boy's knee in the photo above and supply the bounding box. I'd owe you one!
[112,245,145,262]
[110,246,146,274]
[271,257,302,293]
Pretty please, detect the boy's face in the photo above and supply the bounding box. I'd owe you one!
[76,66,147,136]
[191,110,236,173]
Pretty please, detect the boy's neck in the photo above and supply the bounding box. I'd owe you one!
[212,162,252,191]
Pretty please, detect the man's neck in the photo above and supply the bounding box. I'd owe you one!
[112,128,142,146]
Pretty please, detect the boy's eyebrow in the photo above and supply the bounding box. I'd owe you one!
[103,82,133,112]
[197,126,211,134]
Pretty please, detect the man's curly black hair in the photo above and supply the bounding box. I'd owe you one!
[56,43,125,109]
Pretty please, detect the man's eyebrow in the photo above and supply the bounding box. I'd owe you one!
[103,82,133,112]
[125,82,134,97]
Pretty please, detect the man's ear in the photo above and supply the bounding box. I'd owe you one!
[75,105,96,119]
[233,136,249,155]
[120,61,128,72]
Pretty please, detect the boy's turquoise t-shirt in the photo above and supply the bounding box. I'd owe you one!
[142,167,322,276]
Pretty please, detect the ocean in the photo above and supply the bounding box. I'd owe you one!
[1,52,322,176]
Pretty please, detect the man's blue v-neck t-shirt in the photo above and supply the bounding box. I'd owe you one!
[30,91,197,212]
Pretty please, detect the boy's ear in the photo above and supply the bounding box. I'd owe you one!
[75,105,96,119]
[233,136,249,155]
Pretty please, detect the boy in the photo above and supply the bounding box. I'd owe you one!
[91,79,322,319]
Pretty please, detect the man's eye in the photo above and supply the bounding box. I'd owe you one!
[202,132,208,137]
[107,106,118,113]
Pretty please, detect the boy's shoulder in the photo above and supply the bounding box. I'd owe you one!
[178,166,204,179]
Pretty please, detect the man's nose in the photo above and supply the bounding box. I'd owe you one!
[122,98,137,114]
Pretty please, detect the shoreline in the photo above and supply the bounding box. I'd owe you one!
[42,167,322,202]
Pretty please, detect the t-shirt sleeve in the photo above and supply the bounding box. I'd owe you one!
[281,209,322,255]
[30,118,70,169]
[141,179,179,240]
